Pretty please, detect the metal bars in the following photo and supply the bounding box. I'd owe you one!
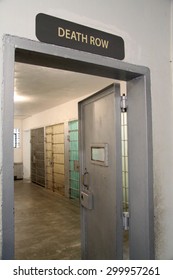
[68,120,80,199]
[31,127,45,187]
[45,123,65,195]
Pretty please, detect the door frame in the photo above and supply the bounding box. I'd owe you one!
[1,34,154,259]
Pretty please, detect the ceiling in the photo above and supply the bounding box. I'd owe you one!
[14,62,116,119]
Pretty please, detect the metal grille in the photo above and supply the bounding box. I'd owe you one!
[31,127,45,187]
[121,112,129,212]
[53,123,65,195]
[68,120,80,199]
[45,124,65,195]
[45,125,53,191]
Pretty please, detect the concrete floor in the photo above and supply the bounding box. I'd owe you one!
[14,180,129,260]
[14,180,81,260]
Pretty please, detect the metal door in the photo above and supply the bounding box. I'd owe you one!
[45,125,53,191]
[79,84,123,260]
[52,123,65,195]
[45,123,65,195]
[68,120,80,199]
[31,127,45,187]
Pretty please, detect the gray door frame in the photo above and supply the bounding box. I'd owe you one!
[1,34,154,259]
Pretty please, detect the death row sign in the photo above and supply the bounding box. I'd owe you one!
[36,13,125,60]
[57,27,109,49]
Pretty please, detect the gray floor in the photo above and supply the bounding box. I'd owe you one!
[14,180,81,260]
[14,180,129,260]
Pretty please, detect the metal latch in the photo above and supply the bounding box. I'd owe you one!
[123,211,129,230]
[82,168,89,189]
[80,190,93,210]
[121,94,128,112]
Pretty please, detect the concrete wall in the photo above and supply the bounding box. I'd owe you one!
[0,0,173,259]
[22,96,83,131]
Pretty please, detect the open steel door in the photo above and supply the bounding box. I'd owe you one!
[79,84,123,260]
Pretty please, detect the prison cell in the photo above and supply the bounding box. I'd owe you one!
[45,123,65,195]
[68,120,80,199]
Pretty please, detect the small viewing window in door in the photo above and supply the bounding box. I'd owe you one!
[91,144,108,166]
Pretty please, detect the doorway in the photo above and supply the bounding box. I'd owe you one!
[2,35,154,259]
[14,62,117,259]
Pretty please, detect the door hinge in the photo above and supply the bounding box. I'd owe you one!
[120,94,128,112]
[123,211,129,230]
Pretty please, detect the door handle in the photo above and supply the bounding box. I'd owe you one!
[82,168,89,189]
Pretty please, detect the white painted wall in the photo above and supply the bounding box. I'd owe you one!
[22,95,84,130]
[0,0,173,259]
[171,0,173,108]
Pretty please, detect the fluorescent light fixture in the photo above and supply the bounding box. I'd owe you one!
[14,93,31,103]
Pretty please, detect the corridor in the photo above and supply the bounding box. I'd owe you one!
[14,180,81,260]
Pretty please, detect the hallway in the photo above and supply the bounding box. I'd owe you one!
[14,180,81,260]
